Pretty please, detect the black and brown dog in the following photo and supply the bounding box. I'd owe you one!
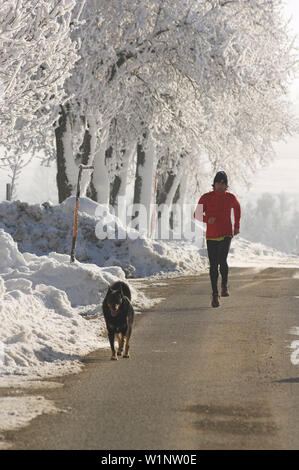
[102,281,134,360]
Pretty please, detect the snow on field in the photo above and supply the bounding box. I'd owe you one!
[0,196,297,442]
[228,237,299,268]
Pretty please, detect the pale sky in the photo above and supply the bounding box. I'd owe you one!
[239,0,299,199]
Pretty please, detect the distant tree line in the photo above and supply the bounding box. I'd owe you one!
[241,192,299,254]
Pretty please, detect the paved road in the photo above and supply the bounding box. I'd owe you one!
[5,266,299,449]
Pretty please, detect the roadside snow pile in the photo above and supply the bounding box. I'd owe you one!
[0,229,152,383]
[0,198,206,277]
[228,236,298,267]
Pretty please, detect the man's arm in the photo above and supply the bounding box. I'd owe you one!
[194,194,209,223]
[232,195,241,235]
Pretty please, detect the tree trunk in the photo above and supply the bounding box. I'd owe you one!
[132,132,156,236]
[169,181,181,231]
[110,174,121,207]
[156,171,176,206]
[55,105,72,203]
[90,123,111,205]
[118,142,136,200]
[133,140,145,207]
[55,105,78,203]
[77,127,91,166]
[106,146,119,206]
[155,162,185,235]
[110,142,136,207]
[75,125,98,200]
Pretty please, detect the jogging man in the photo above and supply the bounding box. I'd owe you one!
[194,171,241,308]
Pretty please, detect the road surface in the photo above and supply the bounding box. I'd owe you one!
[4,266,299,450]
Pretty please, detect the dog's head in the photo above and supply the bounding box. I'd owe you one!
[106,286,124,317]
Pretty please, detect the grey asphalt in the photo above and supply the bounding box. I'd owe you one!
[5,266,299,450]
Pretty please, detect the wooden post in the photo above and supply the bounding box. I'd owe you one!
[70,165,94,263]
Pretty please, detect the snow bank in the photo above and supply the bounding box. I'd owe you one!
[0,224,159,443]
[228,236,299,268]
[0,396,57,438]
[0,198,207,278]
[0,229,145,383]
[0,197,207,388]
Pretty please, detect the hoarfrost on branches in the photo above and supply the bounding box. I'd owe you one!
[1,0,298,225]
[0,0,81,152]
[58,0,297,208]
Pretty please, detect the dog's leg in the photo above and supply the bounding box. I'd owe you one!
[123,337,130,358]
[123,330,131,358]
[108,331,117,360]
[123,316,133,358]
[117,333,124,356]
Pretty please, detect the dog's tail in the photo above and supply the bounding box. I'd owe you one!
[110,281,131,300]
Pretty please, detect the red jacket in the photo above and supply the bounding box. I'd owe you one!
[194,190,241,239]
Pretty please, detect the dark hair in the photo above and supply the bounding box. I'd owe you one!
[212,171,228,189]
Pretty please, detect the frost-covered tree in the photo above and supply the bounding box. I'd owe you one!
[55,0,132,202]
[0,153,32,200]
[55,0,297,236]
[0,0,82,153]
[54,0,217,203]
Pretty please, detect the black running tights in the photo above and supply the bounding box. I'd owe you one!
[206,237,232,294]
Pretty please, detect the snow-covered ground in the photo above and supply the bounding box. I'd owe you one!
[0,196,298,446]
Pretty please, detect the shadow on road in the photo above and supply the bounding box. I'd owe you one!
[273,378,299,384]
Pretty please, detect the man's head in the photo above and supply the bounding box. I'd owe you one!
[213,171,228,191]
